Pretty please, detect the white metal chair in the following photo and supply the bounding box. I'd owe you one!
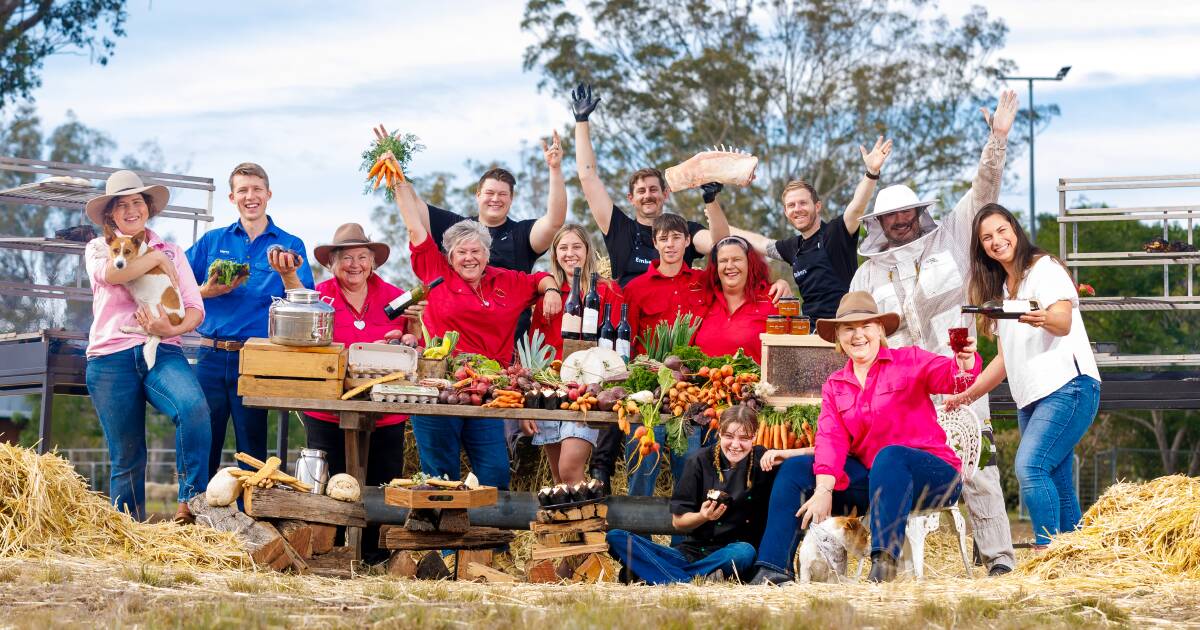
[898,404,982,578]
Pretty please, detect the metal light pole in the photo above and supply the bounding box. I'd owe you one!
[1001,65,1070,242]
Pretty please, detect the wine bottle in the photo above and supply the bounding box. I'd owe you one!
[384,277,444,320]
[561,268,584,341]
[582,272,601,342]
[598,303,616,351]
[615,303,631,360]
[961,299,1042,320]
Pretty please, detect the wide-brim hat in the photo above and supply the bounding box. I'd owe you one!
[815,291,901,343]
[314,222,390,268]
[862,184,936,221]
[84,170,170,225]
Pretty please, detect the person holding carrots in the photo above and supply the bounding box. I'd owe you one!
[523,223,624,486]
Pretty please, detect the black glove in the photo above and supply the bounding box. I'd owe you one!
[570,83,601,122]
[701,182,723,204]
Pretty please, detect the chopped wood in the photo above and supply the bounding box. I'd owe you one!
[529,517,606,535]
[415,551,451,580]
[531,541,610,561]
[525,559,559,584]
[582,531,607,545]
[555,555,584,580]
[572,553,619,583]
[277,520,314,559]
[535,502,607,523]
[242,486,366,527]
[386,551,418,577]
[466,562,515,583]
[306,546,354,578]
[437,509,470,533]
[309,524,337,555]
[456,549,492,571]
[403,509,439,532]
[188,495,284,566]
[379,525,514,551]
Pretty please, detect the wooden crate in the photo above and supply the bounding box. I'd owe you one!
[239,337,346,379]
[759,333,843,407]
[238,374,343,400]
[384,486,498,509]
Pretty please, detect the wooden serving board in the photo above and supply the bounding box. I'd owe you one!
[384,485,498,509]
[242,486,366,527]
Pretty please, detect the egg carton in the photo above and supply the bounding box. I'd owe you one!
[348,342,418,379]
[370,383,440,404]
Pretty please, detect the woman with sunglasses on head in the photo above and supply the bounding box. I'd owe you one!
[693,235,787,363]
[944,203,1100,550]
[607,405,775,584]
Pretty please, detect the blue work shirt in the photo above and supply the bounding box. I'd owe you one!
[185,216,314,341]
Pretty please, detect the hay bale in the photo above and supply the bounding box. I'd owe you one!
[1021,475,1200,581]
[0,443,246,569]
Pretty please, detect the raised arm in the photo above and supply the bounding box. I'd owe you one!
[392,180,429,247]
[376,124,433,232]
[571,84,616,234]
[843,136,893,234]
[689,183,730,254]
[971,90,1018,211]
[530,130,567,253]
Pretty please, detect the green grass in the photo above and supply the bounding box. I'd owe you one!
[120,564,168,587]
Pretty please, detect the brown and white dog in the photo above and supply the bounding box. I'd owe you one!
[797,515,871,583]
[105,226,184,370]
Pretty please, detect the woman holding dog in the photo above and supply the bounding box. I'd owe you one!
[944,204,1100,549]
[83,170,211,523]
[607,405,776,584]
[750,291,980,584]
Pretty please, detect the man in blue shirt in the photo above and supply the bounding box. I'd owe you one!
[186,162,314,476]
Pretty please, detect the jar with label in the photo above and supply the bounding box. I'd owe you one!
[777,297,801,318]
[766,315,789,335]
[790,317,811,335]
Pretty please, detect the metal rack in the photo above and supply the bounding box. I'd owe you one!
[0,157,214,453]
[1058,173,1200,310]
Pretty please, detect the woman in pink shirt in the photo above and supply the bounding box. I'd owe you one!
[82,171,210,524]
[305,224,419,487]
[750,292,980,584]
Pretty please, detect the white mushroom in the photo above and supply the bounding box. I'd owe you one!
[326,473,361,502]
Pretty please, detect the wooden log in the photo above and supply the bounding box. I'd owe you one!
[242,486,366,527]
[277,520,314,559]
[530,541,610,560]
[386,551,419,577]
[415,551,451,580]
[379,525,514,551]
[456,549,492,571]
[404,508,439,532]
[555,555,584,580]
[188,494,284,565]
[306,546,355,578]
[309,524,337,555]
[582,532,607,545]
[572,553,618,583]
[525,559,559,584]
[438,509,471,534]
[466,562,515,583]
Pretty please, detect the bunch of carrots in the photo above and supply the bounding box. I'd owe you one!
[368,151,406,190]
[483,389,524,409]
[755,419,816,450]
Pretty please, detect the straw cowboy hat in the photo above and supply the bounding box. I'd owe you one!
[860,184,937,222]
[313,223,391,268]
[815,291,901,343]
[84,170,170,225]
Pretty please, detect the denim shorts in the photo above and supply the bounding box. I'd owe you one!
[531,420,599,446]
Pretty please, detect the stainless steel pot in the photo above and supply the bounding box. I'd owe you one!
[269,288,335,346]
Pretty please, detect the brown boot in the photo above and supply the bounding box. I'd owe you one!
[173,502,194,525]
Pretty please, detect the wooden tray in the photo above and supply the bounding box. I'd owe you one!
[383,485,498,509]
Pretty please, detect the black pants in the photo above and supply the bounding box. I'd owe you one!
[300,414,407,486]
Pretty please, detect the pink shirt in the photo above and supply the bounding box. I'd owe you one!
[85,229,204,358]
[814,346,981,490]
[306,274,409,427]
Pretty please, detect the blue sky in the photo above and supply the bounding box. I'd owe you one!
[25,0,1200,253]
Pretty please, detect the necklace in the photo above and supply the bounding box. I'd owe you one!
[468,283,490,307]
[341,285,369,330]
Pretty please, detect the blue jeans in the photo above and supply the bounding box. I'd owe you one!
[409,415,510,489]
[1016,375,1099,545]
[623,424,715,497]
[85,344,211,519]
[754,446,962,574]
[606,529,756,584]
[195,347,268,477]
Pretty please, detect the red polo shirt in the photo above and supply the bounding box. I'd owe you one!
[411,237,548,365]
[693,289,774,363]
[308,274,408,427]
[531,278,624,359]
[623,260,711,355]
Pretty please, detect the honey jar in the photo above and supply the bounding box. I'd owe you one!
[790,317,811,335]
[765,315,789,335]
[777,297,801,317]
